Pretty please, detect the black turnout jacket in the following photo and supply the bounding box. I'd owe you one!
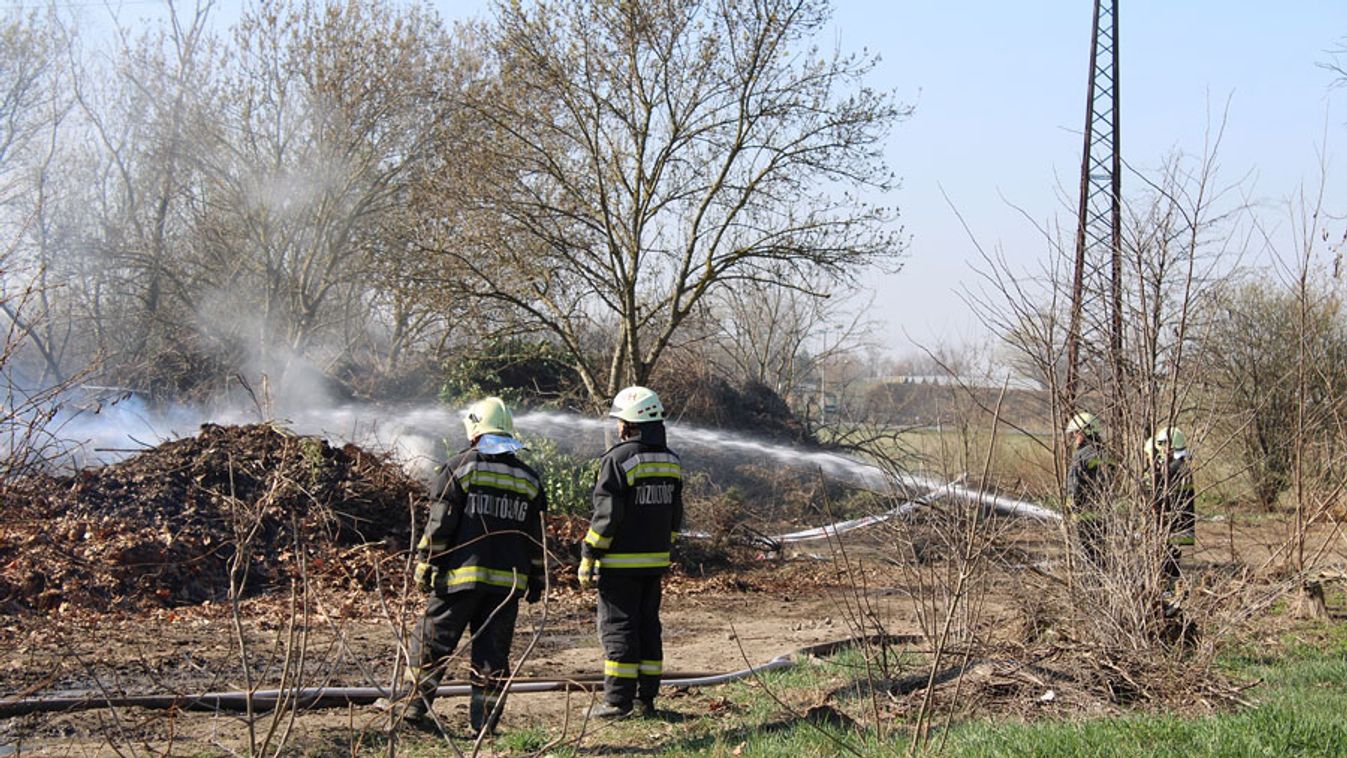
[1067,439,1111,517]
[581,423,684,575]
[417,446,546,594]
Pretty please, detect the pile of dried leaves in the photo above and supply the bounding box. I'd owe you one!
[0,427,792,617]
[0,423,428,614]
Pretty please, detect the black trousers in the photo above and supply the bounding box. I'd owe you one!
[1162,544,1182,581]
[597,572,663,707]
[1076,516,1107,569]
[408,589,519,713]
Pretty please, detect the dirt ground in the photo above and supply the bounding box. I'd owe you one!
[4,512,1342,756]
[0,558,909,756]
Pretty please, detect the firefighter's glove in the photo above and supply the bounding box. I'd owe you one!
[413,561,434,594]
[525,576,543,604]
[577,558,596,590]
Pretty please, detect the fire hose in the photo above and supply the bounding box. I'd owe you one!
[0,636,920,719]
[686,479,1060,553]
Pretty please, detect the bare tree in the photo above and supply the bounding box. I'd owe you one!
[708,272,875,409]
[192,0,463,385]
[0,8,72,383]
[46,1,226,395]
[427,0,906,406]
[972,133,1250,659]
[4,1,493,400]
[0,9,58,199]
[0,8,86,478]
[1199,281,1347,509]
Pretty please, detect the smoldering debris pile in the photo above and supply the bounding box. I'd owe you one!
[0,424,429,614]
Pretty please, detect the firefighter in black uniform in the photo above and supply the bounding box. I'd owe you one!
[1066,411,1111,567]
[578,386,683,719]
[1145,426,1196,582]
[402,397,546,735]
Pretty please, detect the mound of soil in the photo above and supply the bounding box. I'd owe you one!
[0,423,428,614]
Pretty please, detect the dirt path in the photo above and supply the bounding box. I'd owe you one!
[0,562,916,755]
[3,514,1344,756]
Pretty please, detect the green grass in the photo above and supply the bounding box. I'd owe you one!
[494,725,551,753]
[942,687,1347,757]
[939,622,1347,758]
[366,625,1347,756]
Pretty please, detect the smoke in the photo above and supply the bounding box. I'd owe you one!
[44,392,450,482]
[36,394,1059,522]
[45,397,882,487]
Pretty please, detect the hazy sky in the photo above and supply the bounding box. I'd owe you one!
[839,2,1347,356]
[61,0,1347,357]
[425,1,1347,356]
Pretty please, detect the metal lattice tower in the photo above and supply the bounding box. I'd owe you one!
[1065,0,1122,407]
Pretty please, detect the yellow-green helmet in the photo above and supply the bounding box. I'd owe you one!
[1144,426,1187,458]
[1065,411,1103,438]
[463,397,515,441]
[609,386,666,423]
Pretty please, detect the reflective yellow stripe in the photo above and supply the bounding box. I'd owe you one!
[597,552,670,569]
[584,529,612,549]
[624,463,682,486]
[670,531,679,544]
[437,565,524,590]
[621,453,680,469]
[1169,535,1196,546]
[639,660,663,676]
[454,461,541,498]
[463,471,540,498]
[604,660,638,678]
[620,453,682,485]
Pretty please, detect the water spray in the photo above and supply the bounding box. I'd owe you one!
[47,396,1061,529]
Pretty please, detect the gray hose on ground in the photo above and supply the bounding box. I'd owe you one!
[0,635,920,718]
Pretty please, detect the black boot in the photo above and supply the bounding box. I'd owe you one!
[470,687,506,735]
[397,703,443,736]
[400,666,438,731]
[587,701,633,720]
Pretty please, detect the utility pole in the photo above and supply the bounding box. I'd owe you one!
[818,324,841,427]
[1065,0,1123,414]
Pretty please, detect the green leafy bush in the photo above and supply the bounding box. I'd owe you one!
[523,435,599,517]
[439,338,580,406]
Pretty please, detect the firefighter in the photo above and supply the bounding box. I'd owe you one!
[1145,426,1196,582]
[577,386,683,720]
[1066,411,1111,567]
[402,397,546,735]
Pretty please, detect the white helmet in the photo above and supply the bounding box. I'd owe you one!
[1065,411,1103,438]
[609,386,666,423]
[463,397,515,441]
[1144,426,1187,458]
